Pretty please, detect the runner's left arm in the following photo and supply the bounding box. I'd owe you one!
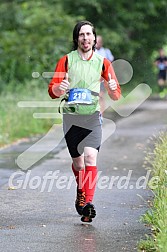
[102,58,121,100]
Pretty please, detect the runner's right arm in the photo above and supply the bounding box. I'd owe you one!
[48,55,68,99]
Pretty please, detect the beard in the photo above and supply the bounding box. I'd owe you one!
[81,47,92,53]
[78,41,93,53]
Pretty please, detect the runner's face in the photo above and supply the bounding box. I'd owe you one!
[78,25,95,53]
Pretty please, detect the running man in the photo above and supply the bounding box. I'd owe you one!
[48,20,121,223]
[154,48,167,92]
[95,35,114,62]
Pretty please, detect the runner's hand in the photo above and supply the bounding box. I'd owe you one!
[108,73,117,91]
[59,73,70,91]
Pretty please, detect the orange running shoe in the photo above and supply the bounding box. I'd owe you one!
[75,189,85,215]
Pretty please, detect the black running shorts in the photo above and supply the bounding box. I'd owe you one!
[63,112,102,158]
[158,70,167,80]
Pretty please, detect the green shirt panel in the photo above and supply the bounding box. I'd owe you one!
[63,50,103,115]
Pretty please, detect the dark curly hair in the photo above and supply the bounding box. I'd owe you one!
[72,20,97,51]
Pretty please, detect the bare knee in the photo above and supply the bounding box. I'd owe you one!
[72,157,84,171]
[84,147,98,166]
[84,153,97,166]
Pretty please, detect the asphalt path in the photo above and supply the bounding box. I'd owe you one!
[0,98,167,252]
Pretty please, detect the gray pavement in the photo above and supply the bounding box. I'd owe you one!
[0,99,167,252]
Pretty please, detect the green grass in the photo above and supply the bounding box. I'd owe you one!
[1,78,145,147]
[0,80,62,147]
[138,235,156,252]
[138,132,167,252]
[0,78,163,148]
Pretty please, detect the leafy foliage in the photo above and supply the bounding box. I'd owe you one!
[139,133,167,251]
[0,0,167,91]
[63,0,167,84]
[0,0,81,90]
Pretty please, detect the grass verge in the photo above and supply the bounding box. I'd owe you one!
[138,132,167,252]
[0,80,62,147]
[0,79,145,148]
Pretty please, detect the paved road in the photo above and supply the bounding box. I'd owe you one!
[0,99,167,252]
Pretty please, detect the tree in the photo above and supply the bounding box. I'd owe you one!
[0,0,167,90]
[0,0,81,89]
[62,0,167,85]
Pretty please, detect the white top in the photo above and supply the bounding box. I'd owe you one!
[95,47,114,62]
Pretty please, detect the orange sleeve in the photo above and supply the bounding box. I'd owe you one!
[102,58,121,100]
[48,55,68,99]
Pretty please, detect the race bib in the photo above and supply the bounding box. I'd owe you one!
[67,88,92,104]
